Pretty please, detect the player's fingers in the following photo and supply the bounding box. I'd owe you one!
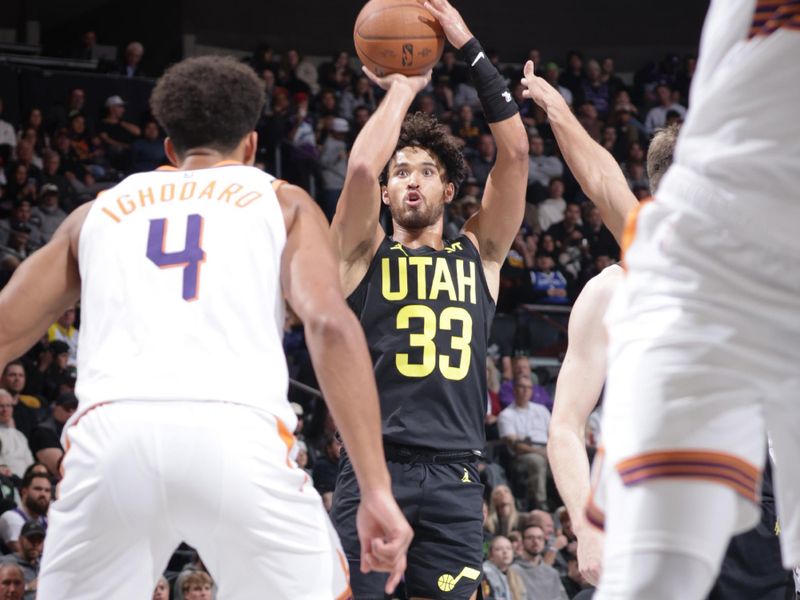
[360,547,373,574]
[423,1,444,20]
[361,65,380,84]
[580,565,599,586]
[521,89,531,98]
[524,59,535,78]
[384,556,407,594]
[371,535,409,570]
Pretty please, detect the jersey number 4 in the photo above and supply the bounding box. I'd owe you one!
[396,305,472,381]
[146,214,206,301]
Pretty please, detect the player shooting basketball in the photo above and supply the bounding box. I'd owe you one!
[329,1,528,598]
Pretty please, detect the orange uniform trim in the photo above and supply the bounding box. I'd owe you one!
[615,449,761,504]
[271,179,287,192]
[749,0,800,37]
[58,401,113,495]
[335,586,353,600]
[276,418,296,469]
[335,549,352,600]
[621,198,651,270]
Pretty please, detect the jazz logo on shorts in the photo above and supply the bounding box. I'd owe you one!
[437,566,480,592]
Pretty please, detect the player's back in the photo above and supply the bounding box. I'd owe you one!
[75,164,291,424]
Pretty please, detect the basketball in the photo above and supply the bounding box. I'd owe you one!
[353,0,445,76]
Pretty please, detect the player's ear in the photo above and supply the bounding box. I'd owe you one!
[381,185,390,206]
[443,181,455,204]
[164,138,179,167]
[243,131,258,165]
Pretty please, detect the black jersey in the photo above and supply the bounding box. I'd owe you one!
[348,235,495,450]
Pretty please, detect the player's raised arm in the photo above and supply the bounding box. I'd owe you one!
[521,62,637,243]
[331,69,430,294]
[424,0,529,291]
[547,266,622,585]
[277,183,412,594]
[0,204,88,367]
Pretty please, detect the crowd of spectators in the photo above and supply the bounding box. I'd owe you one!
[0,36,697,599]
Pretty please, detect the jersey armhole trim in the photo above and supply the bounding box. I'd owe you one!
[458,234,497,310]
[346,236,390,320]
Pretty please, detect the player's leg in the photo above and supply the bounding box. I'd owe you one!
[404,462,484,600]
[595,199,774,599]
[330,452,389,599]
[331,455,423,599]
[38,403,180,600]
[597,474,742,600]
[178,404,349,600]
[594,325,767,599]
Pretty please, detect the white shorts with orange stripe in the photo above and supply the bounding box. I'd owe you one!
[37,400,350,600]
[591,173,800,570]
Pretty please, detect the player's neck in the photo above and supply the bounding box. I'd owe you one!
[391,220,445,250]
[178,149,243,171]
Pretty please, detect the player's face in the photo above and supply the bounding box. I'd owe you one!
[489,538,514,569]
[383,147,454,231]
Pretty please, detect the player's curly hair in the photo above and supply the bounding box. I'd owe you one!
[382,112,467,193]
[150,56,265,156]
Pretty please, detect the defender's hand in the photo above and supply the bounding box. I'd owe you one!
[421,0,473,49]
[520,60,563,112]
[362,66,431,96]
[576,525,604,586]
[357,487,413,594]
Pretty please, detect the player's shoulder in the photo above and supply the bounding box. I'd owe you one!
[570,264,623,320]
[581,264,624,300]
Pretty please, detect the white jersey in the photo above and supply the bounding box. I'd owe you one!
[76,163,293,428]
[665,0,800,250]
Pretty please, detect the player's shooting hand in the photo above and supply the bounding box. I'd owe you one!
[576,525,604,586]
[520,60,563,112]
[362,66,431,96]
[357,487,413,594]
[421,0,473,49]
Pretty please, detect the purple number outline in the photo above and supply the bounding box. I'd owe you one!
[146,214,206,301]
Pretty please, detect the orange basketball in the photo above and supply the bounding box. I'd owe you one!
[353,0,445,77]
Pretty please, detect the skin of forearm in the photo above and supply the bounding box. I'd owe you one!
[548,425,593,531]
[348,84,415,178]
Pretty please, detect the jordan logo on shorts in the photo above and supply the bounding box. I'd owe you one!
[461,469,471,483]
